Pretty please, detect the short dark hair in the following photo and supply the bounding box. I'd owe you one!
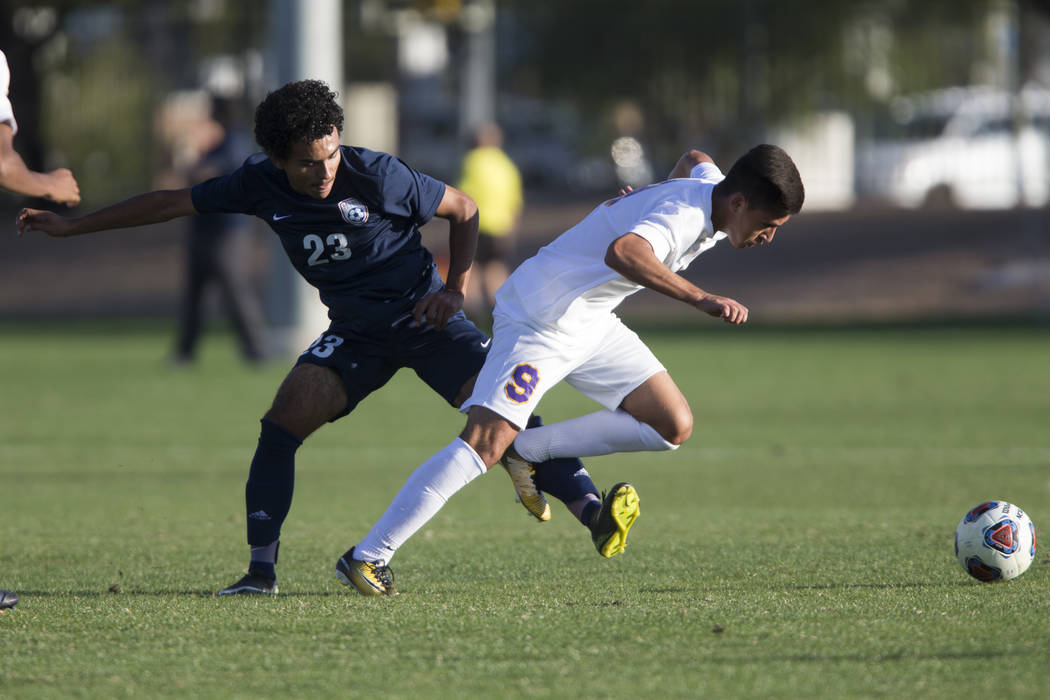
[254,80,344,160]
[719,144,804,215]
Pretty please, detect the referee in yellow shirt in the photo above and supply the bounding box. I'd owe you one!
[457,122,523,317]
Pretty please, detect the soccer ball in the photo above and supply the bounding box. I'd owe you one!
[954,501,1036,582]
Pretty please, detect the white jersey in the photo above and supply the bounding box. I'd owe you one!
[0,50,17,134]
[495,161,726,331]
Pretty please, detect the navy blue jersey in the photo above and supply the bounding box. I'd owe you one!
[190,146,447,328]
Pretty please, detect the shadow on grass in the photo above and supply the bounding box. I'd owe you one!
[638,581,970,595]
[9,589,348,598]
[12,580,980,601]
[771,580,970,591]
[695,649,1015,665]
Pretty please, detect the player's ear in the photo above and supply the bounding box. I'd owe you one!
[729,192,748,213]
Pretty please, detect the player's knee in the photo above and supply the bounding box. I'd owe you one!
[655,408,693,446]
[459,407,518,468]
[457,430,506,468]
[470,442,505,469]
[666,422,692,446]
[261,409,303,441]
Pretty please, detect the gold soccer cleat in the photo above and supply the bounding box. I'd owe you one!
[335,547,398,596]
[500,446,551,521]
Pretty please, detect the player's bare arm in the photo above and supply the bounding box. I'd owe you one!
[666,149,714,179]
[412,184,479,330]
[0,123,80,206]
[605,232,748,324]
[16,188,197,238]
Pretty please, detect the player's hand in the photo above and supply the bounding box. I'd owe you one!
[412,288,464,330]
[15,208,76,237]
[46,168,81,206]
[693,293,748,324]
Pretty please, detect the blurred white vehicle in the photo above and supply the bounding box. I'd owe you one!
[856,86,1050,209]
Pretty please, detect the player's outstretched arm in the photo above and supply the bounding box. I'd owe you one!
[605,232,748,324]
[0,124,81,205]
[16,188,197,238]
[413,184,478,330]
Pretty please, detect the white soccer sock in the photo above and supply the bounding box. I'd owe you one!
[513,409,678,462]
[354,437,487,564]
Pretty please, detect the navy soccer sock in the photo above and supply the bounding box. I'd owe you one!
[532,456,600,518]
[580,500,601,529]
[245,418,302,548]
[524,415,600,525]
[248,541,279,580]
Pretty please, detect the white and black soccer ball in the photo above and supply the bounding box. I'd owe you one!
[954,501,1036,582]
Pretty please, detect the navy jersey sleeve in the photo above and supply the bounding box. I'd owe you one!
[190,161,258,216]
[373,153,446,226]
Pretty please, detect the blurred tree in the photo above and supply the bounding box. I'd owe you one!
[508,0,1000,164]
[5,0,270,206]
[7,0,1042,199]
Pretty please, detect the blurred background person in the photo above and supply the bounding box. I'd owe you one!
[0,47,81,613]
[171,94,267,366]
[456,122,522,322]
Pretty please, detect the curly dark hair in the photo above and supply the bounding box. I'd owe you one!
[254,80,344,159]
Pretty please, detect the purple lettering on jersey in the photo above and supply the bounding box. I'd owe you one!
[504,363,540,404]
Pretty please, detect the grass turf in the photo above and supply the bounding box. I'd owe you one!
[0,320,1047,698]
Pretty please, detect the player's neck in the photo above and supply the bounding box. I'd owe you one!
[710,187,729,232]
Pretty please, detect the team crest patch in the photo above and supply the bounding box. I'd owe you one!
[338,198,369,225]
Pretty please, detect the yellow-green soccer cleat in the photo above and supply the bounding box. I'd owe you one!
[500,446,551,521]
[590,483,640,558]
[335,547,398,596]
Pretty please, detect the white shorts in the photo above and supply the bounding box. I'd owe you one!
[461,313,665,429]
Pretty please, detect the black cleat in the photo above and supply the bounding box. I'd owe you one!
[216,570,277,596]
[0,589,17,610]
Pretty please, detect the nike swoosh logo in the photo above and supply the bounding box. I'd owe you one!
[480,339,491,348]
[272,213,292,221]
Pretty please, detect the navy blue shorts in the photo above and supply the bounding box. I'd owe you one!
[295,310,490,420]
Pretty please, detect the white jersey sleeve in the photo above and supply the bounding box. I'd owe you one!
[689,161,721,180]
[0,50,18,135]
[629,196,706,267]
[621,161,725,269]
[495,162,726,331]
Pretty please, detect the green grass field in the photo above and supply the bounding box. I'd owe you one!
[1,320,1047,698]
